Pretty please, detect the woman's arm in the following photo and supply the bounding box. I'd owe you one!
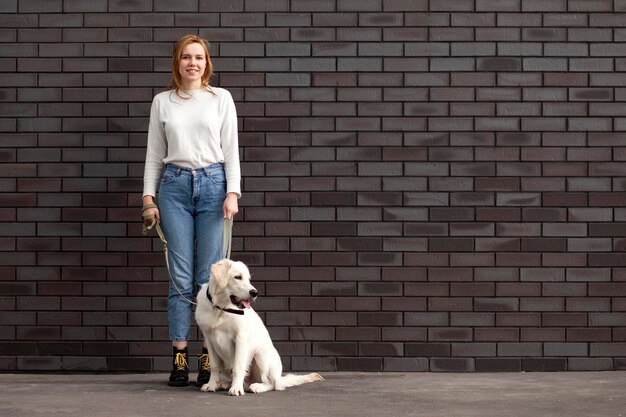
[223,192,238,220]
[220,89,241,199]
[142,96,166,223]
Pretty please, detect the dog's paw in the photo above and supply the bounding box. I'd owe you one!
[201,382,219,392]
[249,382,273,394]
[219,382,230,390]
[228,385,245,396]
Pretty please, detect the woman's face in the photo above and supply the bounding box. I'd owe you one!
[178,42,206,89]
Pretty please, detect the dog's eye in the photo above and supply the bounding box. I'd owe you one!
[233,275,242,280]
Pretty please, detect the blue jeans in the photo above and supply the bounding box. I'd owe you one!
[158,163,226,341]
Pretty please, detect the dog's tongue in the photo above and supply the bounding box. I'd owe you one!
[242,300,252,309]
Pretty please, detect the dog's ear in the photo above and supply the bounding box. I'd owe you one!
[210,259,232,291]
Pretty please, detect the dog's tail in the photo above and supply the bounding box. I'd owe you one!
[278,373,324,389]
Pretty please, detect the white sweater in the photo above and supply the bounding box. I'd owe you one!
[142,87,241,198]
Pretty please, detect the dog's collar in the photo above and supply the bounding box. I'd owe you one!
[206,292,244,316]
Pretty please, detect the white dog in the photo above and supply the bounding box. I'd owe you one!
[195,259,323,396]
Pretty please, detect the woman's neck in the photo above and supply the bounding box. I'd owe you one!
[182,81,203,91]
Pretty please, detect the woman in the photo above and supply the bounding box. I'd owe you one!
[142,34,241,387]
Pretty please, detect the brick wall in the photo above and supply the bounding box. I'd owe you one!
[1,0,626,373]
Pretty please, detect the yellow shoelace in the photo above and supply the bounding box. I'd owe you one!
[199,353,210,371]
[174,352,188,371]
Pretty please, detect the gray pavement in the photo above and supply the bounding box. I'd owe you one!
[0,372,625,417]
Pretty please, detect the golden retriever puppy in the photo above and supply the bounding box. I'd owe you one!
[195,259,323,396]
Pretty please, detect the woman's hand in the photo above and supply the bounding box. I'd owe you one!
[142,195,160,225]
[223,192,239,220]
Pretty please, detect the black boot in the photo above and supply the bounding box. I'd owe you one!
[168,347,189,387]
[195,347,211,387]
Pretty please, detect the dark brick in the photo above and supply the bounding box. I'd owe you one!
[313,342,358,356]
[337,357,382,371]
[16,326,60,340]
[567,328,611,342]
[0,283,35,296]
[476,358,521,372]
[290,326,333,342]
[451,342,497,358]
[568,358,613,371]
[335,267,379,282]
[290,356,336,372]
[429,238,474,252]
[428,327,472,342]
[543,313,588,327]
[17,356,62,371]
[62,356,106,371]
[430,358,475,372]
[38,342,81,356]
[309,312,352,327]
[378,323,425,343]
[107,357,152,372]
[474,328,518,342]
[522,358,567,372]
[383,357,428,371]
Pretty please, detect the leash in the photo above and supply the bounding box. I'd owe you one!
[142,203,233,306]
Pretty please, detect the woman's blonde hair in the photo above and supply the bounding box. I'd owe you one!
[168,34,213,97]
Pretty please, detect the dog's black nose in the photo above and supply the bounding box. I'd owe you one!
[250,289,258,298]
